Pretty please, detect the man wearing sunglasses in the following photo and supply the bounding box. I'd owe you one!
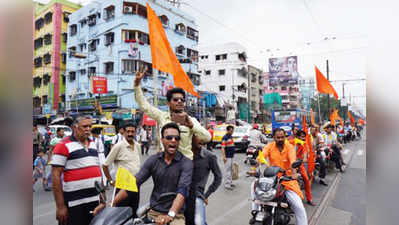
[106,122,193,225]
[134,67,211,160]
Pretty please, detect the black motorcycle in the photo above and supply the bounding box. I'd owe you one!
[90,181,176,225]
[249,160,302,225]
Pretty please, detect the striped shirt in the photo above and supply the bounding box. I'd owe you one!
[50,135,101,207]
[221,134,235,158]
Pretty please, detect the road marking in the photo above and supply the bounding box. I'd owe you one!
[357,150,364,156]
[342,149,350,155]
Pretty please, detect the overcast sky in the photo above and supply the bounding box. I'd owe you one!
[35,0,367,115]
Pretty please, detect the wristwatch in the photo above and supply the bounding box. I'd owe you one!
[168,210,176,219]
[109,180,115,185]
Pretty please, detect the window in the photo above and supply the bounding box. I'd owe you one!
[60,94,65,103]
[104,5,115,20]
[43,74,51,85]
[200,55,208,60]
[89,67,96,76]
[188,73,200,86]
[42,95,48,104]
[80,69,86,75]
[105,32,114,46]
[89,39,99,52]
[35,18,44,31]
[187,49,198,62]
[34,57,42,68]
[80,19,87,28]
[33,76,42,88]
[79,43,86,52]
[62,74,66,85]
[159,15,169,26]
[44,34,52,45]
[62,33,67,43]
[69,71,76,81]
[122,59,152,74]
[251,74,257,82]
[138,32,149,45]
[281,86,287,91]
[34,38,43,50]
[63,12,70,23]
[175,23,186,34]
[219,85,225,91]
[187,27,199,41]
[216,54,227,61]
[123,30,136,42]
[44,12,52,24]
[238,52,247,62]
[123,2,147,18]
[61,53,67,64]
[69,46,76,58]
[104,62,114,74]
[88,14,96,26]
[176,45,185,55]
[43,53,51,64]
[70,24,77,36]
[205,70,211,75]
[218,69,225,76]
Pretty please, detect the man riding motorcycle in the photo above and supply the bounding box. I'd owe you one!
[245,124,267,164]
[251,128,308,225]
[321,124,345,172]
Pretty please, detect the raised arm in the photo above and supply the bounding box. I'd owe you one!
[190,117,211,143]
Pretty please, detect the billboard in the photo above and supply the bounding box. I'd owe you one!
[92,76,108,94]
[268,56,299,86]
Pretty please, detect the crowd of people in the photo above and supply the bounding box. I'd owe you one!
[32,67,364,225]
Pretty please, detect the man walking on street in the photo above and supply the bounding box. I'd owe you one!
[51,116,103,225]
[102,123,141,218]
[33,123,43,165]
[111,126,125,149]
[104,122,193,225]
[221,125,235,190]
[139,125,150,155]
[134,68,210,160]
[185,135,222,225]
[91,128,107,186]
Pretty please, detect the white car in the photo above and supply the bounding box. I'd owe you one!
[49,125,72,137]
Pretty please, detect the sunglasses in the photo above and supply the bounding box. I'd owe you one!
[164,135,181,141]
[172,97,185,102]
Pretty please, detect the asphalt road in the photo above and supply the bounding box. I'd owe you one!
[33,135,364,225]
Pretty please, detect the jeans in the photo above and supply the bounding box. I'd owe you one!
[194,197,207,225]
[316,154,327,179]
[224,158,233,187]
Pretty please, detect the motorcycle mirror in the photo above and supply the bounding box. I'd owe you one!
[94,181,104,194]
[291,160,302,169]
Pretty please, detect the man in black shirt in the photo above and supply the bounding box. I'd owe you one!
[109,122,193,225]
[185,135,222,225]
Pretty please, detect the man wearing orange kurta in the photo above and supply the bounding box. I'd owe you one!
[295,130,314,206]
[261,128,308,225]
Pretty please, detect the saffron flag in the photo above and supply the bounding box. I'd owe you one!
[311,109,315,126]
[329,111,336,126]
[146,3,199,97]
[315,66,338,100]
[348,111,355,126]
[257,150,268,165]
[115,167,138,192]
[303,116,315,180]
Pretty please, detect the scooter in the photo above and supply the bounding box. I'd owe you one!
[89,181,176,225]
[245,145,261,165]
[249,160,302,225]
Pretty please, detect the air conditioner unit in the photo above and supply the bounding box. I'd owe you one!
[124,6,133,13]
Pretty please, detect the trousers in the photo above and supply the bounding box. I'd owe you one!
[224,158,233,187]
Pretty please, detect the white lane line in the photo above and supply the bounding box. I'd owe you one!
[357,150,364,156]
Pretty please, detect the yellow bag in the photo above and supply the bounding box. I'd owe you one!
[233,162,239,180]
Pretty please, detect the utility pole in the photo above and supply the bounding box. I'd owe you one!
[326,60,330,116]
[247,67,251,123]
[342,83,346,122]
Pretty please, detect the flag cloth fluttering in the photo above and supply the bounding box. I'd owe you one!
[315,66,338,100]
[146,3,199,97]
[311,109,315,126]
[257,150,268,165]
[348,111,355,126]
[115,167,138,192]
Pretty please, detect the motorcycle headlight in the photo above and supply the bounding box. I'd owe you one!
[255,188,276,202]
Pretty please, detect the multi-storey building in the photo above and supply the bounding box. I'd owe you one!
[248,65,267,123]
[65,0,199,112]
[198,42,249,120]
[33,0,81,115]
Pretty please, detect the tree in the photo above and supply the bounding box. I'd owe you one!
[311,94,346,123]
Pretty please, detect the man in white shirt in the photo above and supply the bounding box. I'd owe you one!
[226,107,235,125]
[111,126,125,149]
[139,125,150,155]
[91,128,107,186]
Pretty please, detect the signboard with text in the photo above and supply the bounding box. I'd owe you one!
[92,76,108,94]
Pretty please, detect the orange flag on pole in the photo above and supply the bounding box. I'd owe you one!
[315,66,338,100]
[303,116,315,180]
[146,3,199,97]
[311,109,315,126]
[329,111,336,126]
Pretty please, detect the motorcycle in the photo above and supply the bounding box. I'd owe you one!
[245,145,262,165]
[249,160,302,225]
[90,181,176,225]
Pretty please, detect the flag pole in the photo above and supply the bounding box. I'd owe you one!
[111,184,116,206]
[317,93,321,124]
[153,68,160,152]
